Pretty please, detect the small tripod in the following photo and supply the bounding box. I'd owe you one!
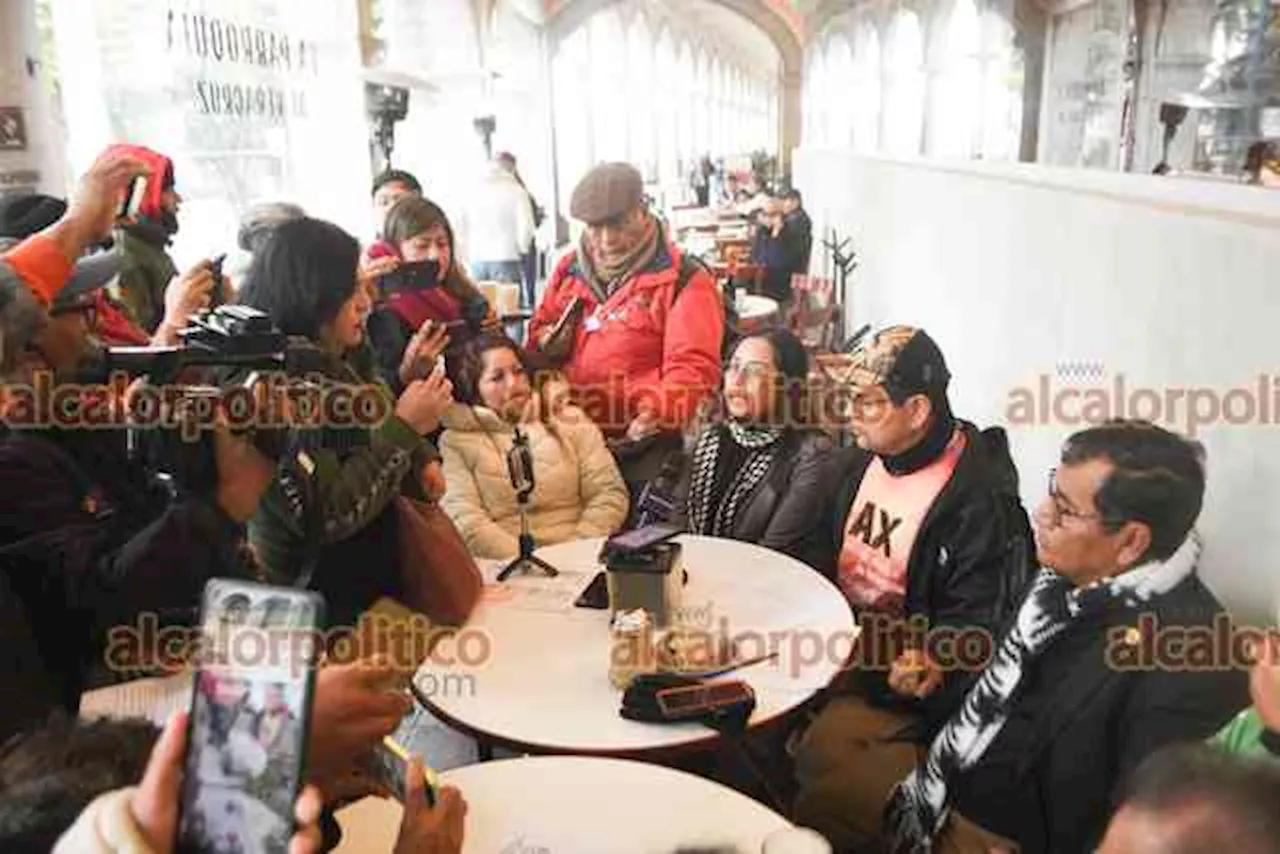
[497,428,559,581]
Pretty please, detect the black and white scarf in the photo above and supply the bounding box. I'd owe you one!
[686,421,785,537]
[884,533,1202,852]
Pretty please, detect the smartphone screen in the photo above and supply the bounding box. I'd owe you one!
[365,735,439,805]
[606,523,681,554]
[177,579,323,854]
[118,175,148,221]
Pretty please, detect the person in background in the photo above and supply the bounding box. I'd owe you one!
[749,198,806,309]
[370,169,423,243]
[1096,744,1280,854]
[526,162,723,477]
[440,332,628,559]
[796,420,1249,853]
[1212,632,1280,760]
[102,144,182,334]
[494,152,544,309]
[780,188,812,272]
[671,329,833,569]
[365,195,497,397]
[462,158,533,291]
[223,201,307,295]
[238,217,455,627]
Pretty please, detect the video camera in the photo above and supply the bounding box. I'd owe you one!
[102,305,329,497]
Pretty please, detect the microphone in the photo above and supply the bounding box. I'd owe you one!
[507,426,535,497]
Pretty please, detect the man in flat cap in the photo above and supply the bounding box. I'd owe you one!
[526,162,723,490]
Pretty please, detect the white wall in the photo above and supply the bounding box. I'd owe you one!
[794,149,1280,623]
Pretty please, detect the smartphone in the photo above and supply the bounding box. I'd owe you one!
[117,175,148,221]
[209,254,228,308]
[176,579,324,854]
[655,680,754,720]
[574,571,610,609]
[365,735,440,805]
[604,523,681,555]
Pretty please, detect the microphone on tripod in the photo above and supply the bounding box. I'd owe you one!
[497,426,559,581]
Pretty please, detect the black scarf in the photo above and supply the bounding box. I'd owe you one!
[687,421,785,537]
[882,407,956,476]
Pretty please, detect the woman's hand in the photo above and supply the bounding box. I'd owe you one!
[399,320,450,386]
[479,305,502,331]
[395,364,454,435]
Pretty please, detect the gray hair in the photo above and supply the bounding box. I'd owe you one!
[236,202,306,254]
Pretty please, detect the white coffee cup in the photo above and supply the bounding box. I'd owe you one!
[761,827,833,854]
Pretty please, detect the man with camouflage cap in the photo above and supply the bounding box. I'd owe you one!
[793,325,1036,850]
[527,162,723,489]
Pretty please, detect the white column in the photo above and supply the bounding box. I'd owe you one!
[0,0,69,197]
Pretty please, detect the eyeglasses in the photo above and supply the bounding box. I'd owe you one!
[725,359,774,381]
[1045,468,1103,527]
[849,391,891,420]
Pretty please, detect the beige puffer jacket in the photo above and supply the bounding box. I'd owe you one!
[439,402,629,559]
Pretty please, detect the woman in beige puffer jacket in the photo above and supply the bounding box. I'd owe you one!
[439,332,629,558]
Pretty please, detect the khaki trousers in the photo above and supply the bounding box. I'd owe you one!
[792,695,1018,854]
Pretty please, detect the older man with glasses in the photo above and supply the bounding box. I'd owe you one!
[795,418,1249,854]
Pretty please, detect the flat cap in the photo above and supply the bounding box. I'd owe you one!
[0,194,67,241]
[570,162,644,224]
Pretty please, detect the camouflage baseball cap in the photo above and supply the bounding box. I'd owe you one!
[845,325,951,402]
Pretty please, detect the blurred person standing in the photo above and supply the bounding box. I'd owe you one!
[463,158,535,300]
[495,151,544,309]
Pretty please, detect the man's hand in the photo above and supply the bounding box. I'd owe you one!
[130,711,324,854]
[211,414,278,523]
[399,321,450,387]
[888,649,943,700]
[308,656,413,784]
[1251,635,1280,732]
[153,260,217,345]
[422,460,447,503]
[58,149,149,257]
[393,757,467,854]
[395,365,454,435]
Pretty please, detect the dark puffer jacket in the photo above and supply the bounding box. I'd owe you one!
[825,421,1036,741]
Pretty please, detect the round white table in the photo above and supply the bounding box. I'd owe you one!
[415,536,856,756]
[335,755,792,854]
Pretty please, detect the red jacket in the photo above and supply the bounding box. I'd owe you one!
[527,241,723,436]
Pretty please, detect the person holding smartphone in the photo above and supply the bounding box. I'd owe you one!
[365,195,499,397]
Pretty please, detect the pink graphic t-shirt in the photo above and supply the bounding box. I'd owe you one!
[837,430,966,614]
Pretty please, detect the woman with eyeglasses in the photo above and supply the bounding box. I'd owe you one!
[365,195,499,397]
[670,328,834,569]
[438,331,628,559]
